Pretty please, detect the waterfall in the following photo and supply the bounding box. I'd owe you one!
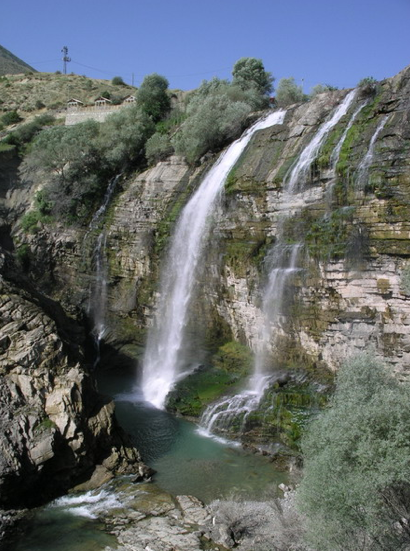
[252,243,302,390]
[90,232,108,367]
[325,100,369,205]
[329,101,368,172]
[356,115,389,190]
[201,91,359,438]
[141,109,287,409]
[286,89,357,192]
[86,175,120,366]
[200,243,301,436]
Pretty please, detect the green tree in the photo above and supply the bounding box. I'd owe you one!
[145,132,174,165]
[172,76,269,163]
[310,83,338,97]
[111,75,125,85]
[137,73,171,122]
[172,92,252,163]
[298,352,410,551]
[275,77,306,106]
[22,120,100,181]
[1,110,21,125]
[232,57,274,95]
[99,105,155,168]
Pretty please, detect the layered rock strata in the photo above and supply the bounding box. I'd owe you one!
[0,251,145,510]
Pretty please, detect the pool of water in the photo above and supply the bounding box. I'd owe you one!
[10,367,288,550]
[98,369,287,502]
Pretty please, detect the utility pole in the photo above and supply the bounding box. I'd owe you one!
[61,46,71,74]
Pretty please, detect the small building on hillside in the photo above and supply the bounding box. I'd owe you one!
[123,95,136,105]
[67,98,84,110]
[94,96,112,109]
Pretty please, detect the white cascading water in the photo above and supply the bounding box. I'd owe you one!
[201,90,359,437]
[87,175,120,366]
[200,243,301,436]
[356,115,389,190]
[325,99,369,205]
[90,232,108,367]
[286,89,357,192]
[329,101,369,171]
[141,109,287,409]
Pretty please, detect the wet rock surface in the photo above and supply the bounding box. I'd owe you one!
[0,253,145,512]
[95,480,308,551]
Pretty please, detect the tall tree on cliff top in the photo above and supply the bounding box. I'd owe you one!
[232,57,274,95]
[137,73,171,122]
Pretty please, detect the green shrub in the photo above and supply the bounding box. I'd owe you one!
[275,78,307,107]
[310,83,338,97]
[15,243,31,271]
[212,341,253,375]
[21,210,52,233]
[1,110,21,125]
[172,82,254,163]
[298,352,410,551]
[145,132,174,164]
[111,76,125,85]
[232,57,274,95]
[137,73,171,122]
[357,76,378,97]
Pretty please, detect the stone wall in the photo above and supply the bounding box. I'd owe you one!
[65,105,123,125]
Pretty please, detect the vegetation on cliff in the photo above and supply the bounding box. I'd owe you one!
[299,352,410,551]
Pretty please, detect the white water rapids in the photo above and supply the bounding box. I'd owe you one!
[141,109,286,409]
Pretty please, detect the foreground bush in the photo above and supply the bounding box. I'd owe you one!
[298,352,410,551]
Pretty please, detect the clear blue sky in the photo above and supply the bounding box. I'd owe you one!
[2,0,409,92]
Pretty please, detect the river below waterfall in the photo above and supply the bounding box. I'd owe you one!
[9,367,289,551]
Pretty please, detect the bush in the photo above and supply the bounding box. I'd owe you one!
[298,352,410,551]
[99,105,155,168]
[145,132,174,164]
[3,113,56,151]
[171,76,268,163]
[137,73,171,122]
[111,76,125,85]
[357,76,379,99]
[310,83,338,97]
[275,78,306,107]
[232,57,274,95]
[172,93,252,163]
[1,110,21,126]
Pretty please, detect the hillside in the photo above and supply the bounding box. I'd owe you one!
[0,44,35,75]
[0,71,137,114]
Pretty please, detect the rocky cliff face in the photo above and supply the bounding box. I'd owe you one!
[2,66,410,473]
[61,64,409,380]
[0,251,146,510]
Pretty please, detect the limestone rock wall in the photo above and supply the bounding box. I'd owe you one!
[8,66,410,383]
[0,253,143,508]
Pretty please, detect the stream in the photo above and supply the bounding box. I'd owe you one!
[10,367,288,551]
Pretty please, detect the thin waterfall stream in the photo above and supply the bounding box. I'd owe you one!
[200,243,302,436]
[356,114,389,189]
[200,89,358,437]
[141,109,286,409]
[86,175,120,366]
[286,89,356,192]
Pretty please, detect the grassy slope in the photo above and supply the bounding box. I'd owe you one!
[0,72,137,115]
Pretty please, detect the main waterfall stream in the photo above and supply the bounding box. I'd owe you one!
[141,109,286,409]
